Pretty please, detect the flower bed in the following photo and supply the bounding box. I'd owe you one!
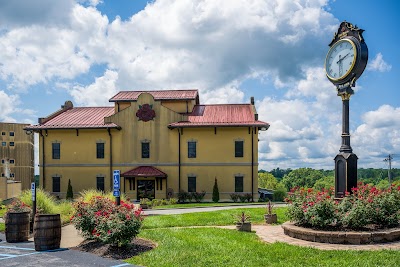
[285,183,400,230]
[71,196,143,247]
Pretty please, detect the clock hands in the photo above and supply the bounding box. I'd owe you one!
[337,53,350,77]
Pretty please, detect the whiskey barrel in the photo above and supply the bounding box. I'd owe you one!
[33,214,61,251]
[5,211,30,242]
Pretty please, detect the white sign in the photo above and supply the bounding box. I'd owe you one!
[31,182,36,201]
[113,170,120,190]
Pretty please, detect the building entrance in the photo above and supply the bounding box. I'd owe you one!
[137,180,155,200]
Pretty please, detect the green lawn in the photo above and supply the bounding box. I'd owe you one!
[152,202,267,209]
[129,227,400,267]
[142,207,288,229]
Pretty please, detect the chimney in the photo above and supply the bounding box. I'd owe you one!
[250,96,254,105]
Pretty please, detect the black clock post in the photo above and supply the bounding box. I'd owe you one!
[325,21,368,198]
[334,87,357,198]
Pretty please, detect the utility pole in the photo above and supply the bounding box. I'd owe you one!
[384,154,393,183]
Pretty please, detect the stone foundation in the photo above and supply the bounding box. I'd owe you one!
[282,222,400,244]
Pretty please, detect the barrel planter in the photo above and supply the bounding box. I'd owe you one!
[5,211,30,242]
[33,214,61,251]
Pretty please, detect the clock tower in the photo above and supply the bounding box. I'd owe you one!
[325,21,368,198]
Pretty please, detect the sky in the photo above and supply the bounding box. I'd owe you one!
[0,0,399,172]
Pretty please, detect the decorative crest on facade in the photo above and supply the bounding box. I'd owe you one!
[136,104,156,122]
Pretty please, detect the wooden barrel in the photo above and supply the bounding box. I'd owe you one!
[33,214,61,251]
[5,211,30,242]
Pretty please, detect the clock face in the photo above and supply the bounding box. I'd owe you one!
[325,39,357,81]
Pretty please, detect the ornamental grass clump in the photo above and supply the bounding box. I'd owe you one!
[71,196,144,247]
[285,183,400,230]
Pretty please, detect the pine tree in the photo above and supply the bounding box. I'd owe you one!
[212,178,219,203]
[66,179,74,200]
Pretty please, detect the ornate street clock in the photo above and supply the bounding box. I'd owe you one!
[325,21,368,198]
[325,21,368,89]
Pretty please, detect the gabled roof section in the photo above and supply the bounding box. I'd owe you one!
[109,89,199,102]
[121,166,168,177]
[168,104,270,128]
[25,107,119,130]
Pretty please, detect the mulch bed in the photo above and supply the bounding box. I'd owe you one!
[71,238,157,260]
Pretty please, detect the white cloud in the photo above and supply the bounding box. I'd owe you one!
[367,53,392,72]
[353,105,400,166]
[69,69,118,106]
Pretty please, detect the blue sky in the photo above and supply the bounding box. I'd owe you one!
[0,0,399,171]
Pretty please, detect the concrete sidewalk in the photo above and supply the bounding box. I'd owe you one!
[27,224,84,248]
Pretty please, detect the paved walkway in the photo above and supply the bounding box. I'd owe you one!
[221,224,400,251]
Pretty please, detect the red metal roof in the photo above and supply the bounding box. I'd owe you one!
[25,107,119,130]
[121,166,167,177]
[168,104,270,128]
[109,89,198,102]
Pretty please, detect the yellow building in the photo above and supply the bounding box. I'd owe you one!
[0,122,34,191]
[25,90,269,201]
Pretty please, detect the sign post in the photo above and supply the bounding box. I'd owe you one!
[113,170,120,205]
[31,182,36,233]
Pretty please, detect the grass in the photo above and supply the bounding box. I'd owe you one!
[152,202,267,209]
[143,207,288,229]
[129,227,400,267]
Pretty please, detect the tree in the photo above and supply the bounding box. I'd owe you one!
[313,176,334,191]
[212,178,219,203]
[282,168,324,190]
[66,179,74,200]
[258,172,278,189]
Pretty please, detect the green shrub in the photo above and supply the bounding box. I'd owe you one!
[71,196,143,247]
[178,190,189,203]
[212,178,219,203]
[192,191,206,202]
[273,183,287,202]
[238,194,247,203]
[230,193,239,202]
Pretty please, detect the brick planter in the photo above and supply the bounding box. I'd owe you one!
[282,222,400,244]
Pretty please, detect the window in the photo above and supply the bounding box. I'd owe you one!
[96,143,105,159]
[9,142,14,147]
[10,173,15,178]
[235,176,244,192]
[9,159,14,164]
[188,141,196,158]
[141,142,150,158]
[1,159,4,164]
[1,132,5,136]
[9,132,14,136]
[1,173,4,177]
[96,177,105,191]
[52,176,60,192]
[235,141,244,157]
[52,143,60,159]
[1,142,6,146]
[188,176,196,192]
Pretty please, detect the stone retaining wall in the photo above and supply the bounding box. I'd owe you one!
[282,222,400,244]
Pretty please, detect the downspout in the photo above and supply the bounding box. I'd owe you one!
[108,128,113,191]
[178,128,181,193]
[40,130,46,189]
[251,127,254,202]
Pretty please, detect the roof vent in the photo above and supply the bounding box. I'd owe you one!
[250,97,254,105]
[255,113,258,121]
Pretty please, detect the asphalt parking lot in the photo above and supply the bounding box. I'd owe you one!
[0,233,137,267]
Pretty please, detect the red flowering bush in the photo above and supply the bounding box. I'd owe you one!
[71,196,144,246]
[6,199,31,213]
[285,183,400,230]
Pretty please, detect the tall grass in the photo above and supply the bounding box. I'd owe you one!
[19,189,73,224]
[79,189,127,202]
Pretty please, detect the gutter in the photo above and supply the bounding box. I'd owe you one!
[40,130,46,189]
[108,128,113,191]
